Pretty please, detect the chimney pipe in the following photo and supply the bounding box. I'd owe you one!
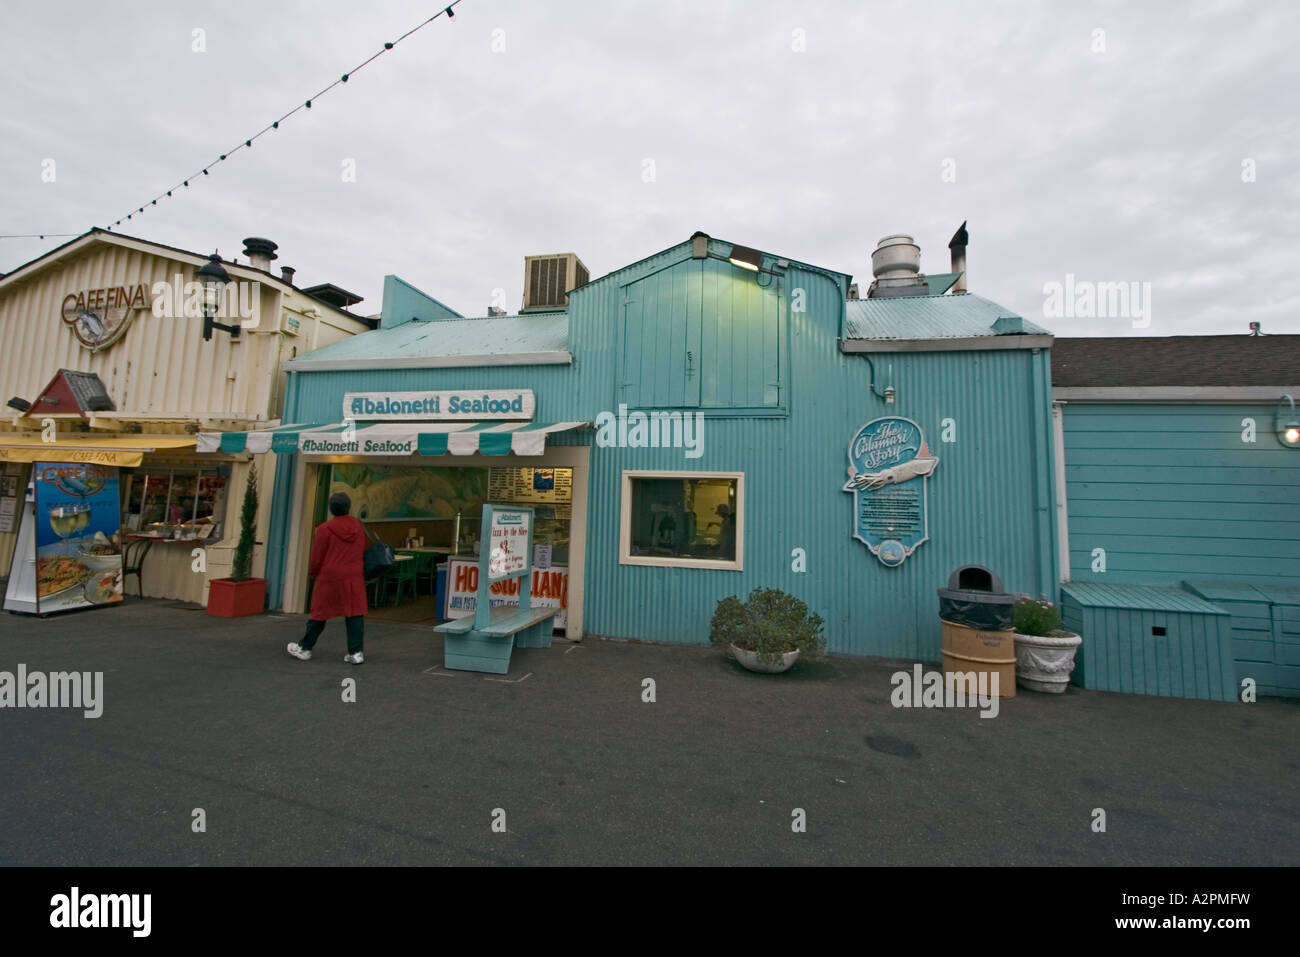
[280,266,296,285]
[241,237,279,273]
[948,221,968,294]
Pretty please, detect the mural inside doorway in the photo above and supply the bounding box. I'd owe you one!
[329,465,486,521]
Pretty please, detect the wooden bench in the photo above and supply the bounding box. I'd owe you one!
[435,605,558,674]
[432,506,556,675]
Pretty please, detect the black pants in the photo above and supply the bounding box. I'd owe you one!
[300,616,364,655]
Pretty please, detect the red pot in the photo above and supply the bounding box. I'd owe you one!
[207,577,267,617]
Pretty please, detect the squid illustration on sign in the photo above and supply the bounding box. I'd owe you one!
[843,416,939,566]
[849,440,939,490]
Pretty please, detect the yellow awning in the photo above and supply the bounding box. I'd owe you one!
[0,435,197,468]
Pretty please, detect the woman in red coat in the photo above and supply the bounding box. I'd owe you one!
[287,492,369,664]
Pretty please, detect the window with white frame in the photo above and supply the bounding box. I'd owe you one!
[619,470,743,569]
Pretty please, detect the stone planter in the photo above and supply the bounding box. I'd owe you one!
[1013,631,1082,693]
[730,643,801,674]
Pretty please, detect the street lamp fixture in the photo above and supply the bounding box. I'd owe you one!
[1277,394,1300,448]
[198,252,238,341]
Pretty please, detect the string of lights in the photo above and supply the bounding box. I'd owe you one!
[3,2,464,242]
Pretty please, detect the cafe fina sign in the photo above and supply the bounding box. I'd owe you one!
[843,416,939,567]
[60,284,150,352]
[343,390,535,421]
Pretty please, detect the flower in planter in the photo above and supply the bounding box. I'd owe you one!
[1013,596,1071,637]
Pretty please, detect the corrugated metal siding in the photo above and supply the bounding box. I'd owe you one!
[617,257,782,410]
[844,293,1051,340]
[1062,403,1300,585]
[294,312,568,362]
[274,254,1059,660]
[583,263,1056,660]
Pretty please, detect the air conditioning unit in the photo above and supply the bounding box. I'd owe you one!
[523,253,589,311]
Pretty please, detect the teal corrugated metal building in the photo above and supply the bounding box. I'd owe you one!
[253,233,1060,663]
[1053,336,1300,697]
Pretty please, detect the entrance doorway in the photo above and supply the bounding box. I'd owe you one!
[302,457,582,634]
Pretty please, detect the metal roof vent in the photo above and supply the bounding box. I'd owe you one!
[523,253,589,312]
[867,234,928,299]
[242,237,278,272]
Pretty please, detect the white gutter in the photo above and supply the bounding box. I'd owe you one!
[281,351,574,372]
[840,335,1053,353]
[1053,386,1297,402]
[1052,401,1070,583]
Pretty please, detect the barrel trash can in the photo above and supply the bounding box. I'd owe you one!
[937,565,1016,699]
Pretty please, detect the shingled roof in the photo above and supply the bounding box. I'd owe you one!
[1051,335,1300,387]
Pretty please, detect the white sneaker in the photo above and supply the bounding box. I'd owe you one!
[344,652,364,665]
[286,642,312,661]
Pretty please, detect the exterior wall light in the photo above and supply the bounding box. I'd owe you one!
[6,397,31,412]
[861,355,895,405]
[728,244,763,272]
[198,252,239,341]
[1278,394,1300,448]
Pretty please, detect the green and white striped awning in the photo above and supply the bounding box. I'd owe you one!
[195,422,319,454]
[198,421,589,457]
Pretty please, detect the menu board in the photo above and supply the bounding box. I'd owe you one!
[487,508,531,581]
[0,492,16,534]
[31,462,124,614]
[0,466,18,533]
[487,467,572,504]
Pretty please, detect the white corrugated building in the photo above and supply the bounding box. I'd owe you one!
[0,229,373,604]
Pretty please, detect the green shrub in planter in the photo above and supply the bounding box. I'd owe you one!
[230,464,258,584]
[1013,594,1070,637]
[710,588,826,665]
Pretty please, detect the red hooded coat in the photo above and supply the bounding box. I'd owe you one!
[308,515,369,620]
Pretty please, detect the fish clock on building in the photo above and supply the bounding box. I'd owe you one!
[843,416,939,566]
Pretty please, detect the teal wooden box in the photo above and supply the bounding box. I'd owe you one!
[1183,580,1300,699]
[1060,582,1236,702]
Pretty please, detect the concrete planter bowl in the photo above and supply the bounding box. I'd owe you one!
[1013,631,1082,693]
[730,644,801,674]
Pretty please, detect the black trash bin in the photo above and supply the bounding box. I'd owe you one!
[937,564,1015,631]
[937,564,1017,698]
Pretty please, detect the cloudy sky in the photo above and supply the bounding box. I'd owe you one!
[3,0,1297,335]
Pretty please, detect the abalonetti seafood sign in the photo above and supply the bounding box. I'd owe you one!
[343,390,535,420]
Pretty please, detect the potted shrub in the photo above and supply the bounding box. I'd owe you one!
[207,465,266,617]
[1012,594,1081,693]
[710,587,825,674]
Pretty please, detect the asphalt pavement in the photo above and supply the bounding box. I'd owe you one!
[1,598,1296,865]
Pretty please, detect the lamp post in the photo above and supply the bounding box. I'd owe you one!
[198,252,238,341]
